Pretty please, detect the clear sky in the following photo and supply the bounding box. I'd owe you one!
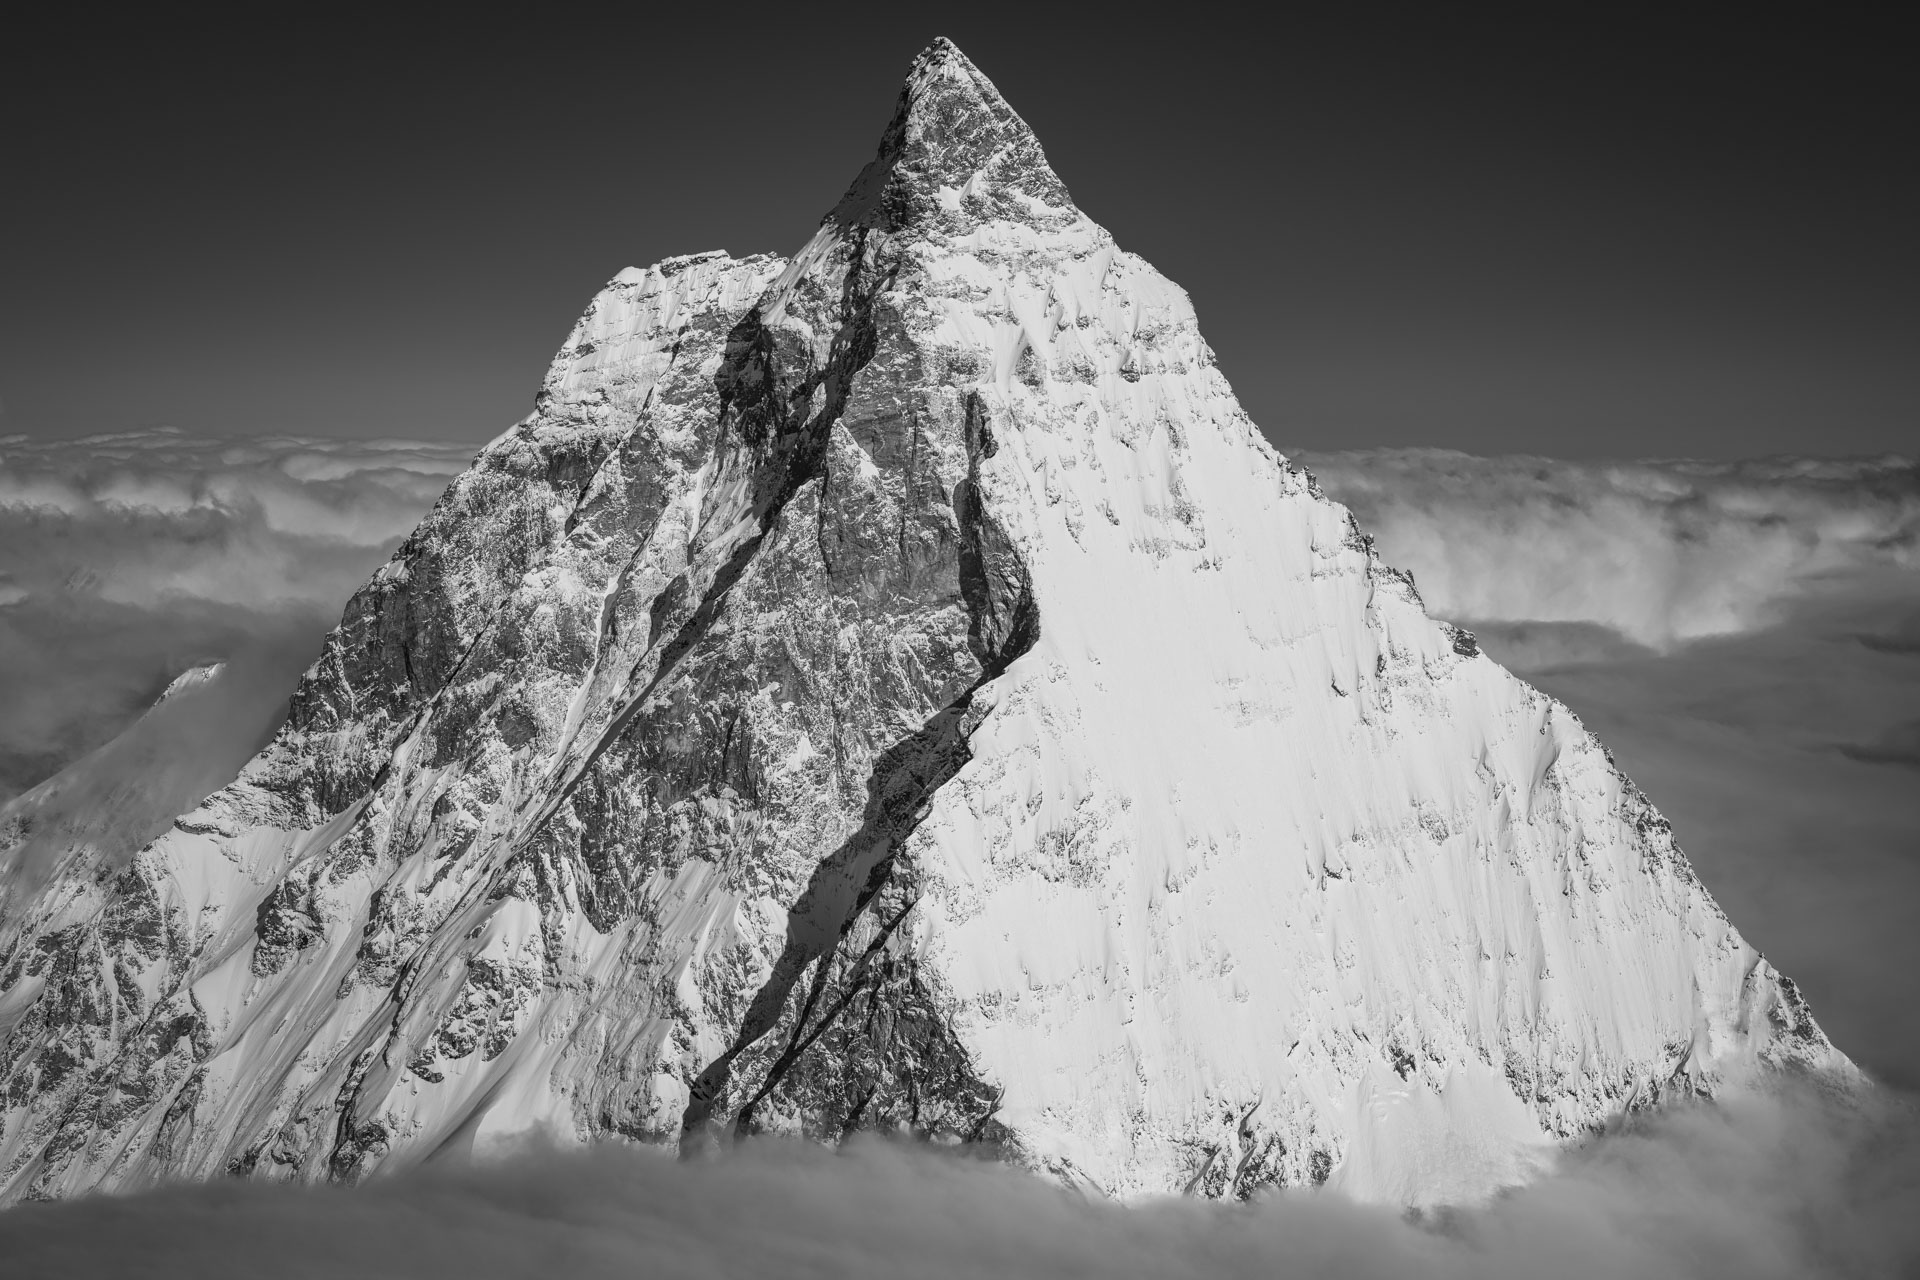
[3,3,1914,457]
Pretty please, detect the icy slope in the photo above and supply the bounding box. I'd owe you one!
[0,40,1845,1206]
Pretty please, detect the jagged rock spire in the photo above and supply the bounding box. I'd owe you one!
[828,37,1075,233]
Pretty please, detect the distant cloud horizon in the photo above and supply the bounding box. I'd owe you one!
[1297,448,1920,651]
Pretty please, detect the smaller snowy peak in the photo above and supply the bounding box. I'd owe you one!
[157,662,226,704]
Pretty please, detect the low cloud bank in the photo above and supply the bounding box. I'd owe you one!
[0,429,472,798]
[1,1081,1913,1279]
[1298,449,1920,650]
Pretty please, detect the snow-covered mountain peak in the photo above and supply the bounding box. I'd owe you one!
[818,38,1075,244]
[0,41,1849,1208]
[157,663,226,704]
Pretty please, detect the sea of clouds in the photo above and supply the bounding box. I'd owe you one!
[2,432,1917,1275]
[1,1081,1914,1279]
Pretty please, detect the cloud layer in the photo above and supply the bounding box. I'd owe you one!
[0,1081,1913,1279]
[0,429,473,798]
[1298,449,1920,649]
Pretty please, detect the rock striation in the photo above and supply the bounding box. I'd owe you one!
[0,40,1846,1206]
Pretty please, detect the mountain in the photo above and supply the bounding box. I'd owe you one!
[0,40,1846,1206]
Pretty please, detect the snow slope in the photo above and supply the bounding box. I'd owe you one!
[0,40,1846,1207]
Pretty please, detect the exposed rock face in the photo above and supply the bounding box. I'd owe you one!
[0,40,1846,1206]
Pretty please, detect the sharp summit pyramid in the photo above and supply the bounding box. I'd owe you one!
[0,39,1846,1205]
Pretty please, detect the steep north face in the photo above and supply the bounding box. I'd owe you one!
[0,40,1846,1205]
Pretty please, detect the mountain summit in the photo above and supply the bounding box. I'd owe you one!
[0,40,1845,1205]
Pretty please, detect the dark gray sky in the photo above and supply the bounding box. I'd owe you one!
[3,4,1914,457]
